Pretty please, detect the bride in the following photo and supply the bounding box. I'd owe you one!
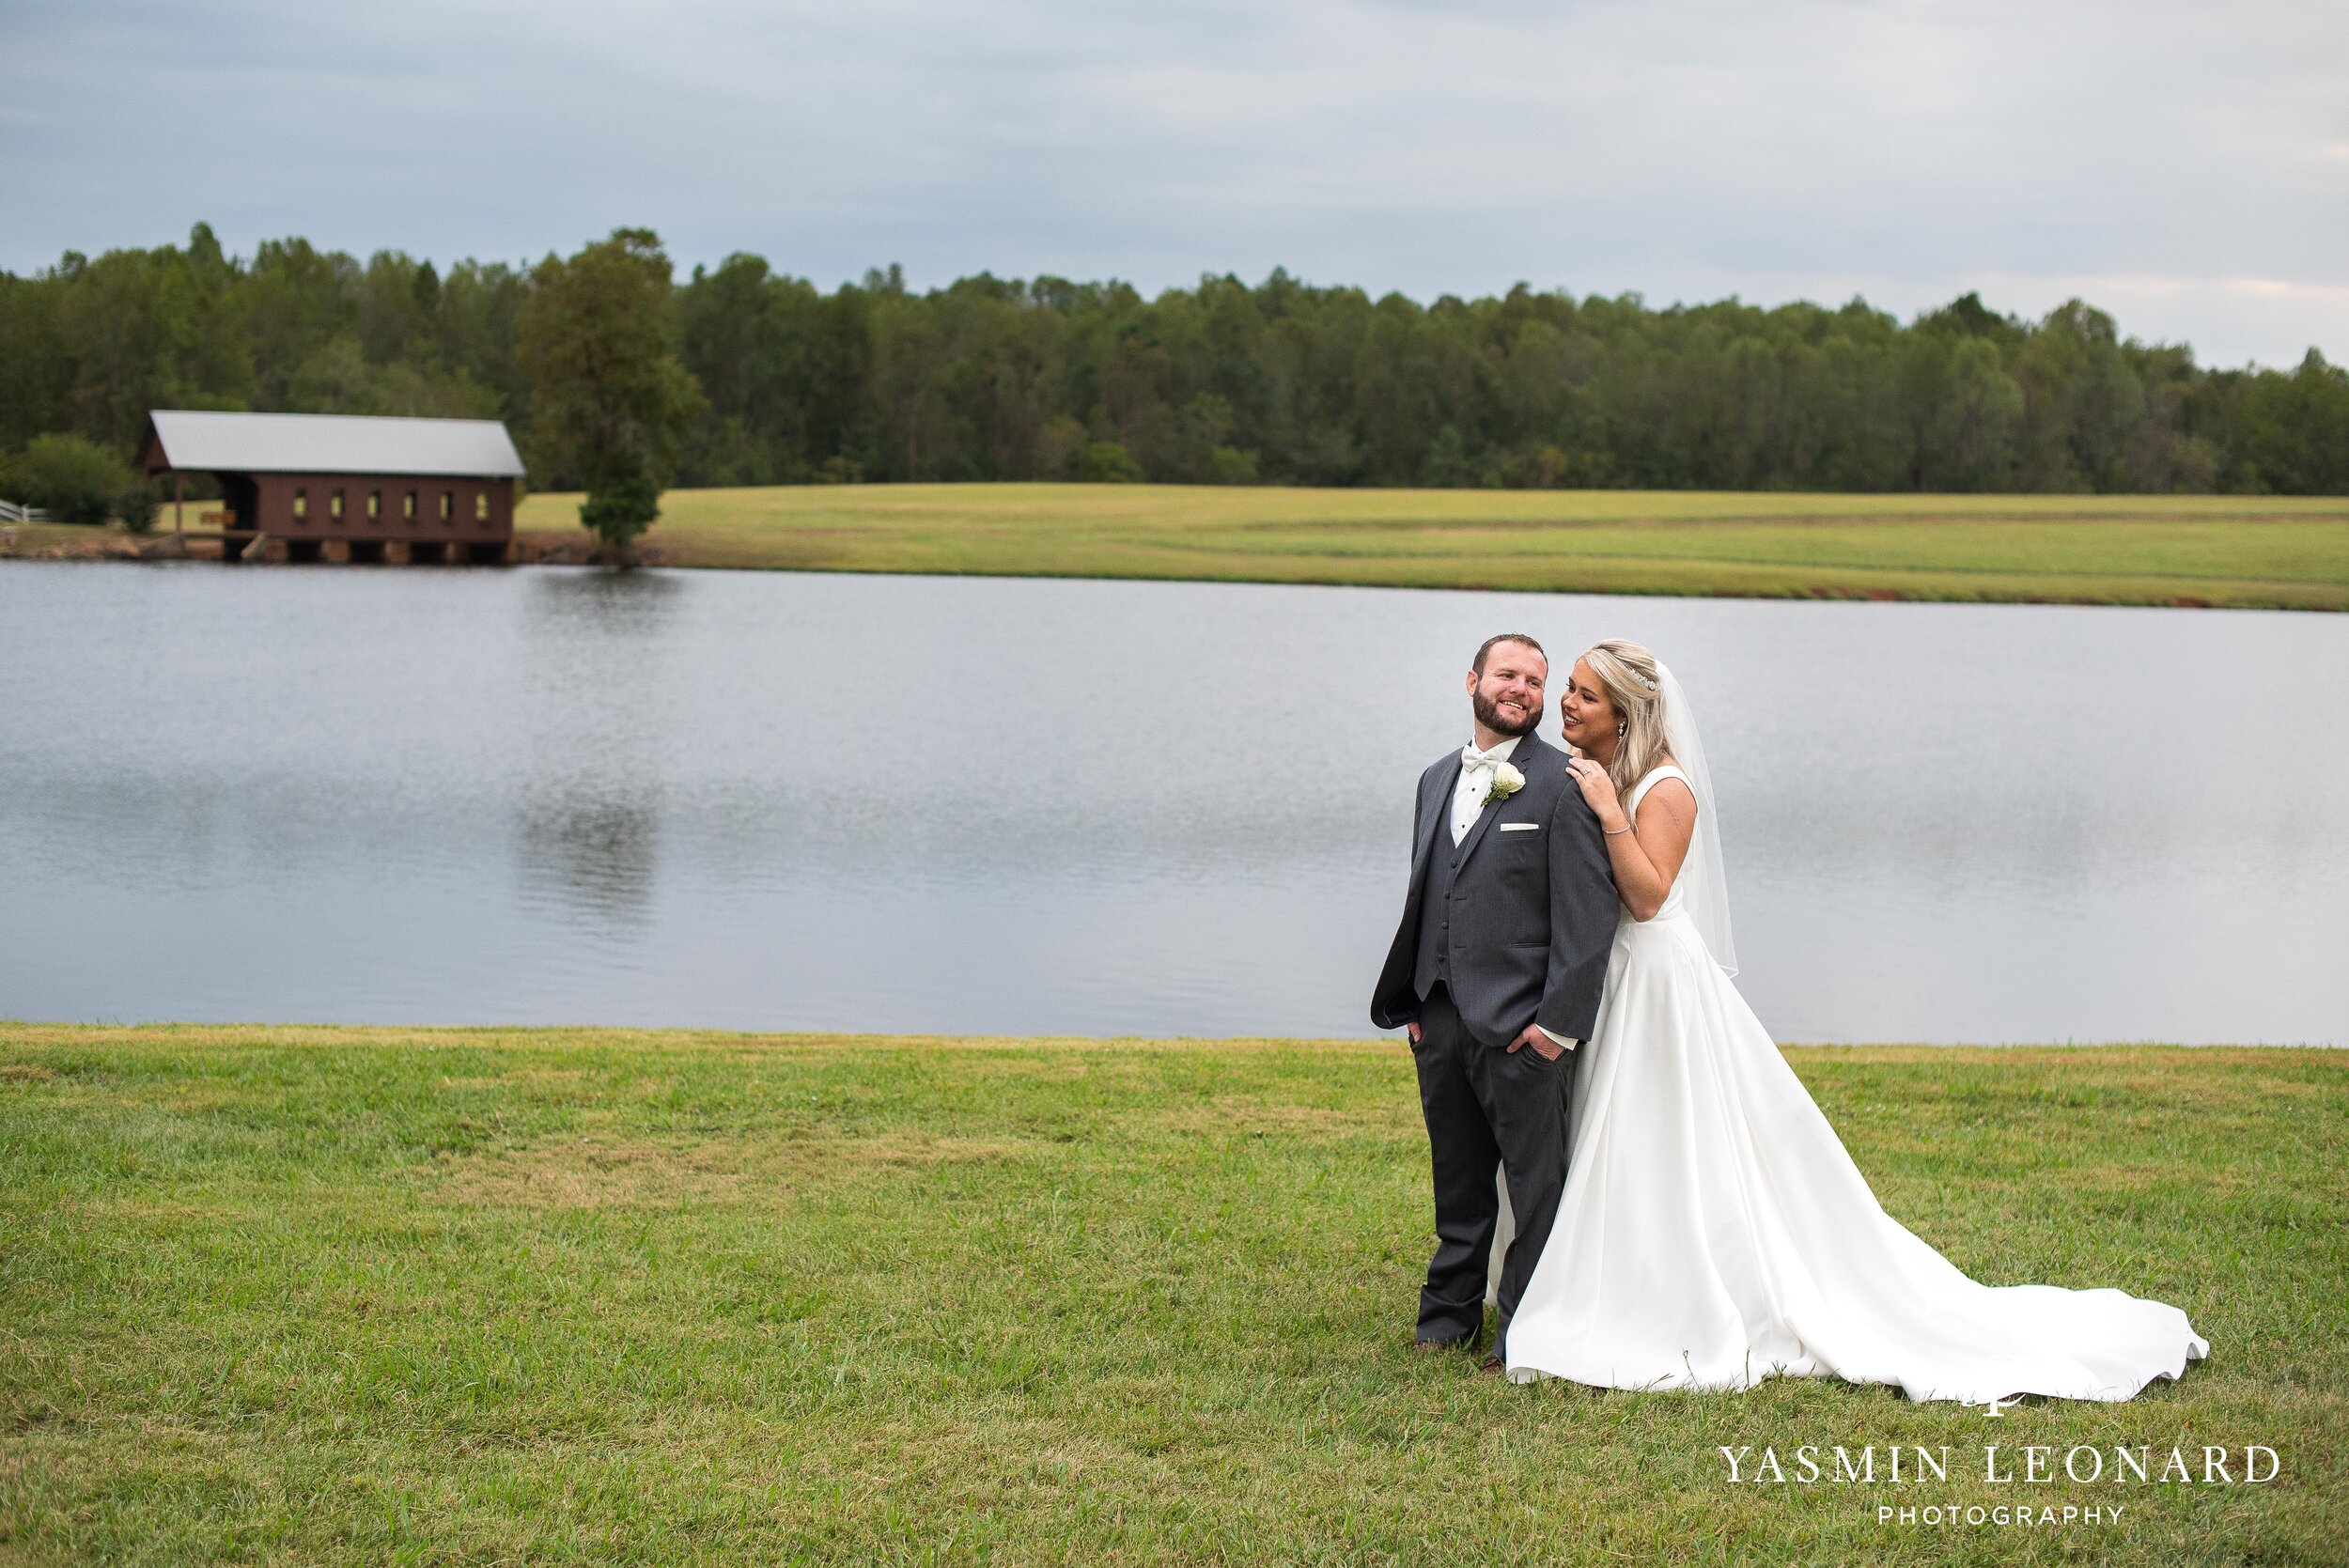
[1497,639,2208,1405]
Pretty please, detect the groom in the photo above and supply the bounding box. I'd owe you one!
[1371,633,1616,1366]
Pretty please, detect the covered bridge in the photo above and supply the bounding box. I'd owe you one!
[139,410,528,563]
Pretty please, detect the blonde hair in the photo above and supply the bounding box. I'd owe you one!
[1579,639,1672,802]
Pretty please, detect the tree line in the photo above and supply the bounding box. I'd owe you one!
[4,223,2343,515]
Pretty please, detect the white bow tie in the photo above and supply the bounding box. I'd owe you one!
[1461,744,1508,773]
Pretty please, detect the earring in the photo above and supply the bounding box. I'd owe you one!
[1617,720,1626,738]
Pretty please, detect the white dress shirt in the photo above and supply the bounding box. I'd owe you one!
[1451,734,1578,1053]
[1451,734,1523,845]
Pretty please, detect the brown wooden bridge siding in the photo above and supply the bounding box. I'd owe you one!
[248,474,515,543]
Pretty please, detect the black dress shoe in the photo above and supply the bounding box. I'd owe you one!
[1479,1354,1506,1375]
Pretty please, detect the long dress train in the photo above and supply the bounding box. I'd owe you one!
[1501,767,2208,1405]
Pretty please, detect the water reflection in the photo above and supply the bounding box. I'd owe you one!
[524,564,690,632]
[512,571,680,923]
[0,562,2341,1043]
[516,791,662,922]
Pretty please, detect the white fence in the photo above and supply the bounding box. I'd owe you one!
[0,499,53,524]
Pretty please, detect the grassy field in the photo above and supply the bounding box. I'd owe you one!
[2,1025,2341,1564]
[513,485,2349,611]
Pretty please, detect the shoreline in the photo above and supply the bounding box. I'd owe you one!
[7,531,2341,613]
[4,480,2344,611]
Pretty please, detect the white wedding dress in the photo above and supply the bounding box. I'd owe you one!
[1501,757,2209,1405]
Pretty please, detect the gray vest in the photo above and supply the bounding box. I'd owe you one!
[1411,815,1461,999]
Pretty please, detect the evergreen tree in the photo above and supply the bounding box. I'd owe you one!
[516,229,705,553]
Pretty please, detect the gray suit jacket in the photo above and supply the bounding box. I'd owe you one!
[1369,730,1619,1049]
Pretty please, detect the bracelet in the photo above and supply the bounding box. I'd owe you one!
[1603,822,1632,836]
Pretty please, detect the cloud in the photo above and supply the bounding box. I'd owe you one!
[1,0,2341,365]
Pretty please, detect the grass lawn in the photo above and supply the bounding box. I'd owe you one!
[2,1025,2341,1564]
[516,485,2349,611]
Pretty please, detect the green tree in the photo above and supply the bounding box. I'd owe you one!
[5,226,2347,500]
[2230,349,2349,492]
[2,432,153,527]
[1422,425,1471,486]
[517,228,704,552]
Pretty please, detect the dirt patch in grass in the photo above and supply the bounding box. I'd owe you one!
[1159,1096,1411,1139]
[437,1130,1034,1209]
[437,1138,751,1209]
[96,1198,254,1223]
[434,1069,588,1091]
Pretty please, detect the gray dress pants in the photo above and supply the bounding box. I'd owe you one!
[1408,982,1571,1349]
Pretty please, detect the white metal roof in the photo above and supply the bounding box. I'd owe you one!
[147,410,527,478]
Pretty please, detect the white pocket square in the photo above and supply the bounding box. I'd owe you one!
[1499,822,1540,831]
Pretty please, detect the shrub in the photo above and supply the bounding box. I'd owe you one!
[1035,416,1087,477]
[3,433,155,529]
[1206,445,1260,485]
[1074,441,1143,484]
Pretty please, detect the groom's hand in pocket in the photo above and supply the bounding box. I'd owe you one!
[1510,1024,1564,1061]
[1406,1021,1423,1045]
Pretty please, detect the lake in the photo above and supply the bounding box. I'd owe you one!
[2,562,2341,1044]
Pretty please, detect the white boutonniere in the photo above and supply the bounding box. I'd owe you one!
[1484,762,1525,808]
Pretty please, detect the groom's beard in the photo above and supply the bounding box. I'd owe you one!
[1472,688,1542,737]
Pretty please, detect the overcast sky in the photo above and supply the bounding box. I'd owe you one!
[4,0,2342,366]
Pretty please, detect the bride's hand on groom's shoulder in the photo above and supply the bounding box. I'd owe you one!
[1564,753,1626,829]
